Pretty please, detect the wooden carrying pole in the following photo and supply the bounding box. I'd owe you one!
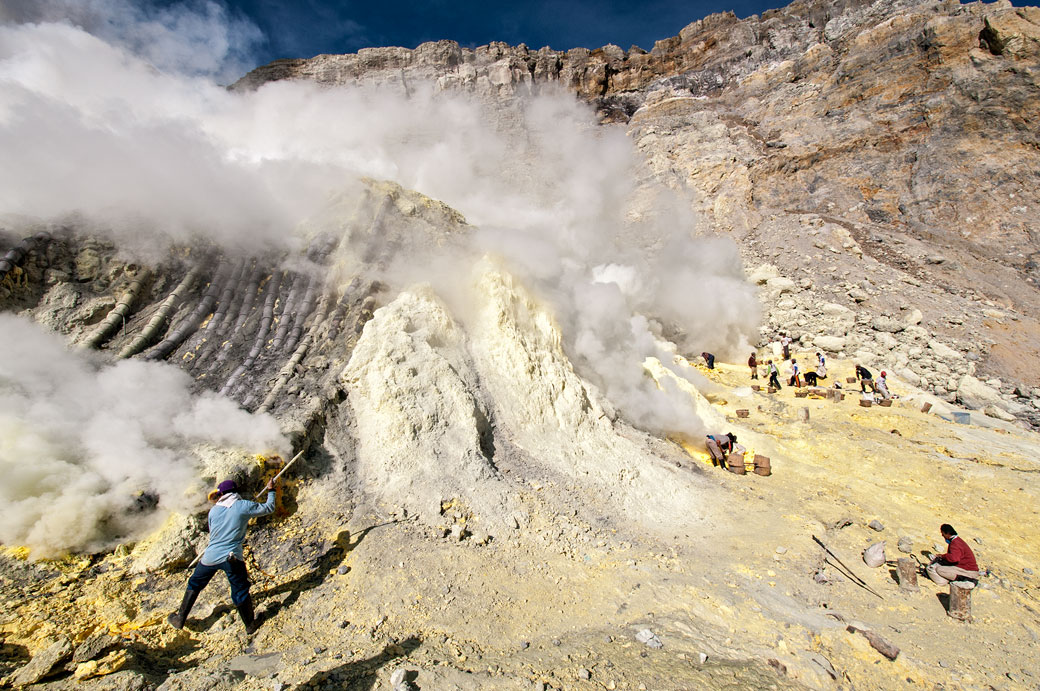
[812,535,884,600]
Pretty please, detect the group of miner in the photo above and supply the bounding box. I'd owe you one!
[701,342,981,606]
[165,339,979,635]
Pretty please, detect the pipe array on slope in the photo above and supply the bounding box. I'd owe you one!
[0,232,50,277]
[82,269,152,349]
[117,264,203,359]
[144,261,232,361]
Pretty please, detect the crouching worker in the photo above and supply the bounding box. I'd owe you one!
[705,432,737,468]
[926,523,980,586]
[168,477,277,634]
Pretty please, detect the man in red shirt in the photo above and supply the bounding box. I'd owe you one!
[926,523,980,585]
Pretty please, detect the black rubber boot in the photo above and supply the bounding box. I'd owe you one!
[167,589,198,630]
[236,597,261,635]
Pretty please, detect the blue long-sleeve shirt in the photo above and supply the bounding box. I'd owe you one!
[200,491,275,565]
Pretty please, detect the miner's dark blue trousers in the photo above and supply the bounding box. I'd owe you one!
[187,556,251,605]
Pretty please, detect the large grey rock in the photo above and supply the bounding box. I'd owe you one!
[748,264,780,285]
[129,513,203,573]
[227,652,282,676]
[870,316,905,333]
[957,376,1022,415]
[635,628,664,648]
[10,637,73,687]
[984,405,1017,422]
[766,276,796,293]
[73,630,118,664]
[813,335,846,353]
[928,341,962,362]
[821,302,852,317]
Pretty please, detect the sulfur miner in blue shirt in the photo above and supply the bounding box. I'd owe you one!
[167,477,276,634]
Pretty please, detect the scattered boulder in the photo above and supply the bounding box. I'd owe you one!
[72,630,118,664]
[897,536,913,554]
[904,308,923,325]
[957,375,1022,415]
[848,288,868,303]
[748,264,780,284]
[821,302,852,317]
[813,335,846,353]
[10,638,73,687]
[228,652,282,677]
[983,405,1017,422]
[635,629,663,649]
[870,316,905,333]
[928,341,962,362]
[868,519,884,532]
[766,276,797,294]
[129,513,203,573]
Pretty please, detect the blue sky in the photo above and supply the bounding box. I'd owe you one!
[223,0,788,64]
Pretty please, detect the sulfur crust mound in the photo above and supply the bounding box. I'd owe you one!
[468,258,708,534]
[340,285,512,534]
[340,258,712,539]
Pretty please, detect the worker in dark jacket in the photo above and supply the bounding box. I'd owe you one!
[748,352,758,380]
[855,364,876,393]
[168,477,277,634]
[927,523,980,585]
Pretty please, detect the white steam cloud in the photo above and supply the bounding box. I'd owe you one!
[0,0,759,542]
[0,314,285,558]
[0,0,263,82]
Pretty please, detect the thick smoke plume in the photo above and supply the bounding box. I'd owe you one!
[0,1,758,517]
[0,314,285,558]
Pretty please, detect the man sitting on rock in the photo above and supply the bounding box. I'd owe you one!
[168,477,277,634]
[926,523,980,586]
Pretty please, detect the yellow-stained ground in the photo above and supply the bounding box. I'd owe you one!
[2,350,1039,689]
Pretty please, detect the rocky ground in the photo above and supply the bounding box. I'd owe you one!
[2,344,1039,690]
[3,0,1040,688]
[3,218,1039,689]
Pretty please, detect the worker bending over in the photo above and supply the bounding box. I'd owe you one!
[927,523,980,586]
[705,432,738,468]
[168,477,277,634]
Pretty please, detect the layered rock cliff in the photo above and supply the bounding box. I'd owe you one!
[235,0,1040,414]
